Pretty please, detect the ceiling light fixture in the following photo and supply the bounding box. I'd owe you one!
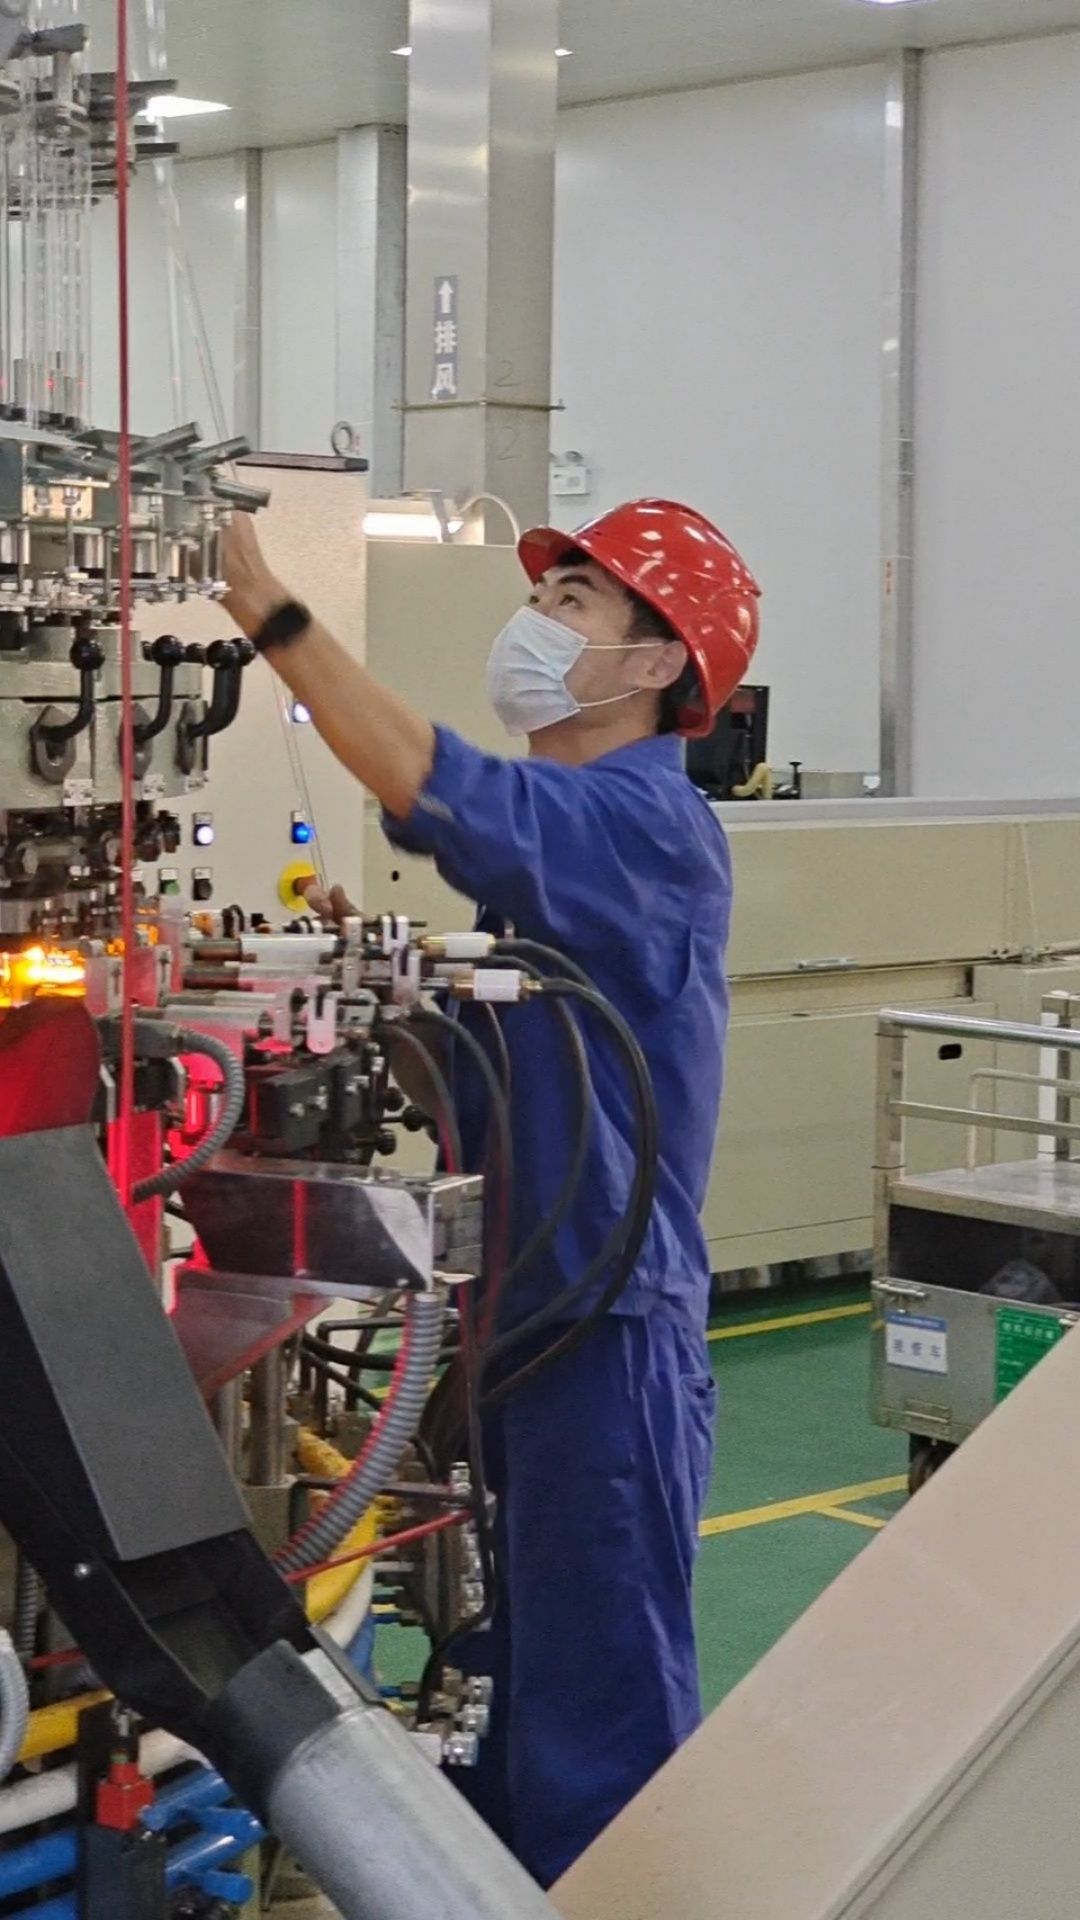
[855,1,931,9]
[363,499,452,542]
[394,43,571,57]
[144,95,231,119]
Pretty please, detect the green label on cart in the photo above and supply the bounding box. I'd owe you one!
[995,1309,1068,1404]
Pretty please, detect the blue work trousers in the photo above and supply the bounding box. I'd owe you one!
[453,1304,717,1889]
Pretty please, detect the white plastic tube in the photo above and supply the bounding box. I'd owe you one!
[0,1632,30,1785]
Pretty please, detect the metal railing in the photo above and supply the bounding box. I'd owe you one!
[875,1002,1080,1183]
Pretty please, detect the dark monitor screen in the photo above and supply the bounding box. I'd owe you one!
[685,685,770,799]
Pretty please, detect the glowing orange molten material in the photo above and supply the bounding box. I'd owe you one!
[0,945,88,1008]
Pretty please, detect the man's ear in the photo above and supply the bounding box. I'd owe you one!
[636,640,688,692]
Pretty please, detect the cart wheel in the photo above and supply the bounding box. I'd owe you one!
[908,1438,956,1496]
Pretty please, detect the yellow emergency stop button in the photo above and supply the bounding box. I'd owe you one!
[278,860,318,911]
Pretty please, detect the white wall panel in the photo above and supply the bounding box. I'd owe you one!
[91,157,238,438]
[551,68,886,774]
[913,33,1080,798]
[260,143,337,455]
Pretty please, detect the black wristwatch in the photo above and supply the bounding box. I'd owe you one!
[250,598,312,655]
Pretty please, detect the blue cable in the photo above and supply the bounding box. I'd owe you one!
[142,1766,229,1831]
[2,1782,265,1916]
[0,1829,76,1900]
[348,1607,377,1681]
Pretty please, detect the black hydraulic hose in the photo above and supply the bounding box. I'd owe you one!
[484,974,655,1360]
[305,1330,459,1371]
[298,1340,385,1415]
[318,1317,407,1337]
[481,979,659,1408]
[299,1345,458,1375]
[480,1004,512,1100]
[474,958,593,1288]
[383,1022,463,1173]
[421,1004,513,1202]
[504,994,591,1280]
[492,937,592,988]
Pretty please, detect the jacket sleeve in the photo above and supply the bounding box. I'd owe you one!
[382,727,681,957]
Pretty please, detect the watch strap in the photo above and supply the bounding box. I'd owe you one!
[251,598,312,655]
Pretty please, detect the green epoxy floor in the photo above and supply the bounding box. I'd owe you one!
[273,1291,906,1916]
[696,1288,906,1707]
[375,1286,908,1712]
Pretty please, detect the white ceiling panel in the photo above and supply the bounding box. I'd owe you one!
[79,0,1080,156]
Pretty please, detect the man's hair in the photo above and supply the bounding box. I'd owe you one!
[554,547,697,734]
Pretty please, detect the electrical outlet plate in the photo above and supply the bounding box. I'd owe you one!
[551,462,590,497]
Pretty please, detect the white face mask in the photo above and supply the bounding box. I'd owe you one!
[486,606,659,738]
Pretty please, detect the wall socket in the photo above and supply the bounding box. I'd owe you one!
[551,453,591,497]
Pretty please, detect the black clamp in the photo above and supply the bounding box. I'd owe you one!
[29,634,105,785]
[176,640,255,775]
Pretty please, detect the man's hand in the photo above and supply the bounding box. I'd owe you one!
[220,513,436,819]
[298,879,357,926]
[222,513,288,640]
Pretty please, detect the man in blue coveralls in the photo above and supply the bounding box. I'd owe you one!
[222,498,761,1888]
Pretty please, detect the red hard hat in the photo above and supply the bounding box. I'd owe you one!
[518,498,761,738]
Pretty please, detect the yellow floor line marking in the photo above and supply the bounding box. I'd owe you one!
[815,1505,887,1532]
[707,1302,872,1344]
[700,1475,907,1538]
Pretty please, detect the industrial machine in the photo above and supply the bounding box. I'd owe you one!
[4,9,1080,1920]
[871,1000,1080,1490]
[0,8,606,1916]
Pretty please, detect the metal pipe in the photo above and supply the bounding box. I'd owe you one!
[880,1009,1080,1051]
[264,1652,557,1920]
[184,434,249,471]
[211,1379,243,1477]
[208,477,271,509]
[249,1349,288,1487]
[131,421,201,461]
[968,1067,1080,1098]
[894,1101,1080,1143]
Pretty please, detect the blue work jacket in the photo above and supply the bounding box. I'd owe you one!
[384,726,732,1331]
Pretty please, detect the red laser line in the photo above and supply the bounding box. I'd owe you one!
[28,1514,471,1670]
[282,1510,470,1586]
[115,0,136,1207]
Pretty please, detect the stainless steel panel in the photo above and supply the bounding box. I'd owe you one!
[869,1279,1071,1444]
[182,1153,483,1292]
[891,1158,1080,1234]
[404,0,557,526]
[169,1267,325,1398]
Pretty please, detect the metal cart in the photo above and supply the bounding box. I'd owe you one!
[871,998,1080,1489]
